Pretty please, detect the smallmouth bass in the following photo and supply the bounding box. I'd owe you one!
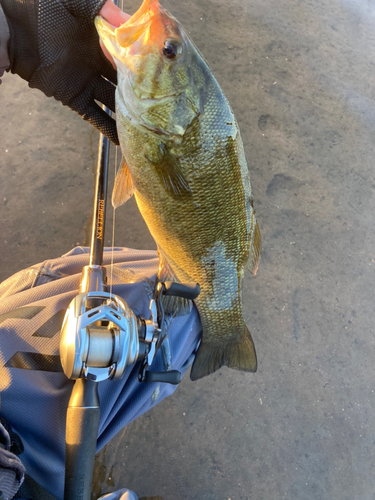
[96,0,261,381]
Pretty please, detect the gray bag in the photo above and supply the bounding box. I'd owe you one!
[0,247,201,500]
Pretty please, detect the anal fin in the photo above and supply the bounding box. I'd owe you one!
[157,251,192,317]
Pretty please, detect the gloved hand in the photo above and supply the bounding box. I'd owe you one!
[0,0,119,144]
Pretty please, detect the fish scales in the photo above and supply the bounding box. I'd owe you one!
[96,0,261,380]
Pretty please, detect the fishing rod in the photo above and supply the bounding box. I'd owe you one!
[59,104,199,498]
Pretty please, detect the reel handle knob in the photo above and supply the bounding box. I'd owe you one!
[144,370,182,385]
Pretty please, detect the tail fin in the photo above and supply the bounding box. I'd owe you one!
[190,325,257,381]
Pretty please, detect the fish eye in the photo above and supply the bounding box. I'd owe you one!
[162,39,181,59]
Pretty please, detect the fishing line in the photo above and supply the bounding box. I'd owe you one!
[109,145,118,299]
[110,0,125,299]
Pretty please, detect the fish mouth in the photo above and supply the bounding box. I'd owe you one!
[116,0,160,48]
[96,0,160,54]
[123,0,159,29]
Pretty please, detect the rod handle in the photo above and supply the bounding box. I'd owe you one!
[64,380,100,500]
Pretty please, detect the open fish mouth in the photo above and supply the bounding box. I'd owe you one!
[95,0,161,55]
[115,0,160,48]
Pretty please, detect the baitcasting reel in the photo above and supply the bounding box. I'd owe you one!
[59,267,200,386]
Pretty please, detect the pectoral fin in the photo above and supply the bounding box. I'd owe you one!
[112,157,134,209]
[146,143,191,199]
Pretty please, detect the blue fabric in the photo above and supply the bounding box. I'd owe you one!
[0,248,201,500]
[0,422,25,500]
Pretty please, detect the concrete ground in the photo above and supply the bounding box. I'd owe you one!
[1,0,374,499]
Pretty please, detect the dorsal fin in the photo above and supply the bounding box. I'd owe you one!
[111,157,134,209]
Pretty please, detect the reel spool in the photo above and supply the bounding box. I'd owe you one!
[60,291,142,382]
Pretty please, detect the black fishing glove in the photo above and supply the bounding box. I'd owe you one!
[0,0,119,144]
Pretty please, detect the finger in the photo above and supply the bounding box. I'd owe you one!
[74,100,119,144]
[100,0,131,27]
[87,103,119,144]
[94,76,116,113]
